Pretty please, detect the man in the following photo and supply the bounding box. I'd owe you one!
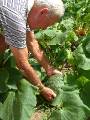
[0,0,65,101]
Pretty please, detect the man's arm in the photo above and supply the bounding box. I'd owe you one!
[26,31,62,76]
[10,46,56,101]
[11,47,43,86]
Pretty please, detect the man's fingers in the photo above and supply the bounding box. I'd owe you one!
[41,87,57,101]
[53,69,62,75]
[52,92,56,98]
[50,90,56,98]
[49,93,56,101]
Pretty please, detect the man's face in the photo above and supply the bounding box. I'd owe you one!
[36,14,58,29]
[28,7,59,30]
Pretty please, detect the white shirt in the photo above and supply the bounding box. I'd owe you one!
[0,0,34,48]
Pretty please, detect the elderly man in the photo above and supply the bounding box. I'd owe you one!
[0,0,64,101]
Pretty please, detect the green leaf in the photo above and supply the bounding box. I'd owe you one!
[84,13,90,25]
[45,74,90,120]
[80,81,90,108]
[78,69,90,80]
[49,89,90,120]
[74,44,90,70]
[0,79,38,120]
[82,36,90,58]
[35,30,43,40]
[86,41,90,54]
[47,31,65,45]
[1,92,15,120]
[46,74,64,93]
[64,72,78,86]
[13,79,38,120]
[66,49,74,64]
[77,76,90,87]
[0,68,9,93]
[6,55,16,68]
[43,29,57,39]
[0,102,3,119]
[49,110,61,120]
[7,68,23,90]
[0,68,9,84]
[36,29,65,45]
[66,31,78,42]
[60,18,74,30]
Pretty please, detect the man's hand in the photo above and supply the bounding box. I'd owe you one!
[47,68,62,77]
[40,87,56,101]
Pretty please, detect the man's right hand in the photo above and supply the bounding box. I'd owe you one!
[40,86,56,101]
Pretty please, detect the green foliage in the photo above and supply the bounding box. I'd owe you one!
[0,68,9,93]
[0,0,90,120]
[40,74,90,120]
[74,45,90,70]
[13,79,38,120]
[0,51,38,120]
[0,78,38,120]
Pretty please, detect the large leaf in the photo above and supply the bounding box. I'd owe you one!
[45,74,64,106]
[60,18,74,31]
[46,31,65,45]
[0,68,9,84]
[35,29,57,41]
[13,79,38,120]
[0,79,38,120]
[7,68,23,90]
[0,92,15,120]
[0,102,3,119]
[35,29,65,45]
[83,36,90,58]
[85,41,90,54]
[80,81,90,108]
[45,74,90,120]
[74,44,90,70]
[49,90,90,120]
[78,69,90,80]
[46,74,64,93]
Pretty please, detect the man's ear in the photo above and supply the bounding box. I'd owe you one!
[40,7,49,16]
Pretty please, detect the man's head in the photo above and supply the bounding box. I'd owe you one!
[27,0,65,30]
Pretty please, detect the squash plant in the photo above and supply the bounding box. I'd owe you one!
[0,0,90,120]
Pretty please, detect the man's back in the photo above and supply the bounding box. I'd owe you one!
[0,0,27,19]
[0,0,27,48]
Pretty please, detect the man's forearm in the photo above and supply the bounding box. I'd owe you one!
[26,31,53,75]
[11,47,44,90]
[18,62,43,86]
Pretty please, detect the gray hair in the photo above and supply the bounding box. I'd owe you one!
[34,0,65,18]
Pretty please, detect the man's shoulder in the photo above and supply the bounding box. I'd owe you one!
[27,0,34,12]
[2,0,26,13]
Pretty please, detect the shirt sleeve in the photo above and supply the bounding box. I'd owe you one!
[1,6,27,48]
